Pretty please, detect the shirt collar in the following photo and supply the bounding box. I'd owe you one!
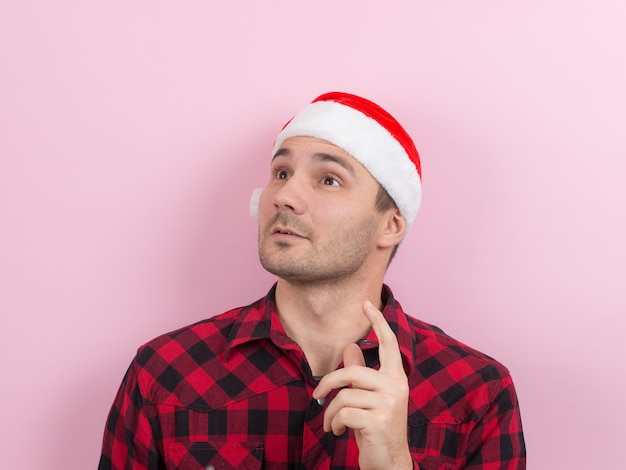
[224,284,417,373]
[223,285,277,359]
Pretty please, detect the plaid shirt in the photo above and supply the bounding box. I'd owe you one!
[99,285,525,469]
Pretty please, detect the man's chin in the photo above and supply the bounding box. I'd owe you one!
[260,256,309,281]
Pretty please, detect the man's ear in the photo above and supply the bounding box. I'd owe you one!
[378,209,406,248]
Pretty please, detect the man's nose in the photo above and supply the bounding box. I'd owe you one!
[272,176,306,213]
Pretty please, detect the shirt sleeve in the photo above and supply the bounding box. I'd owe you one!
[463,379,526,469]
[98,358,161,470]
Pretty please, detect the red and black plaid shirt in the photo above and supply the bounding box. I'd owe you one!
[99,285,525,469]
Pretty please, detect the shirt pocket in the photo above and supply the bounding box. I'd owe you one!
[410,415,478,470]
[166,440,264,470]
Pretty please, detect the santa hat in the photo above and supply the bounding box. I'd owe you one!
[250,92,422,236]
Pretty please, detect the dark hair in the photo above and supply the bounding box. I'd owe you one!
[375,185,400,263]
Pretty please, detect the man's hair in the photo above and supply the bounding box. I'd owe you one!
[375,185,400,263]
[375,184,397,213]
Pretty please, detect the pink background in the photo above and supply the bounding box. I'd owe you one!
[1,1,625,468]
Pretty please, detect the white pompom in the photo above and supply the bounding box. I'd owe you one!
[249,187,264,219]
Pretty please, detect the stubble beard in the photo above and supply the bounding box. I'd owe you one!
[258,213,378,286]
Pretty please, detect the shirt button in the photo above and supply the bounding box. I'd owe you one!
[205,465,215,470]
[316,397,326,406]
[361,339,371,345]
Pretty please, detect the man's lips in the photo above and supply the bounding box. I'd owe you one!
[271,225,306,238]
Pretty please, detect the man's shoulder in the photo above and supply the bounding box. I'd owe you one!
[135,302,256,365]
[126,297,273,409]
[403,313,515,423]
[407,314,509,374]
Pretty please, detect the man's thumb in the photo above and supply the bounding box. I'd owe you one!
[342,342,366,368]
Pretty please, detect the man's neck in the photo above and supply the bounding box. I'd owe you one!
[274,276,385,376]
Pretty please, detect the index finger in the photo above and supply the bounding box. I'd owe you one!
[362,300,405,377]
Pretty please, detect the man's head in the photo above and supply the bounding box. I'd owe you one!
[253,92,421,281]
[271,92,421,231]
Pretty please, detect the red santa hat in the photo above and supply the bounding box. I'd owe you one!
[251,92,422,236]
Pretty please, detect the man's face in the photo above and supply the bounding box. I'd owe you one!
[258,136,387,285]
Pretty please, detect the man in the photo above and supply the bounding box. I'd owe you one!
[99,92,525,469]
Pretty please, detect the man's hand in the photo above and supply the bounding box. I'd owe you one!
[312,300,412,470]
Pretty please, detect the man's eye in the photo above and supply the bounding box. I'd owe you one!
[322,176,339,186]
[276,169,289,180]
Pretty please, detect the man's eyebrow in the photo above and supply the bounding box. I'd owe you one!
[272,147,291,160]
[312,152,358,178]
[271,148,358,179]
